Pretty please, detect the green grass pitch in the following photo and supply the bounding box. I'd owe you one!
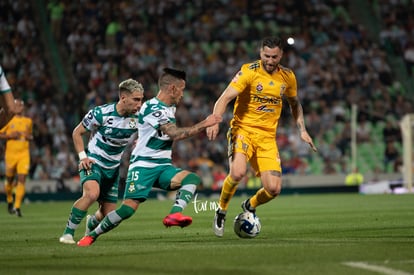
[0,193,413,275]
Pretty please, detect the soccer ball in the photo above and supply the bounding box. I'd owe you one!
[233,211,261,238]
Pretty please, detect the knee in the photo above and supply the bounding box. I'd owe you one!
[82,181,100,201]
[264,185,281,197]
[230,171,246,182]
[82,189,100,202]
[229,163,247,182]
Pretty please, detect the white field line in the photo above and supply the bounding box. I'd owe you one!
[343,261,412,275]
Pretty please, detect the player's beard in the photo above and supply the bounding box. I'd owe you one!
[263,62,277,74]
[174,96,182,106]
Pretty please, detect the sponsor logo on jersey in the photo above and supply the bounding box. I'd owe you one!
[137,184,146,190]
[83,117,90,127]
[252,95,281,105]
[102,135,125,145]
[256,105,275,113]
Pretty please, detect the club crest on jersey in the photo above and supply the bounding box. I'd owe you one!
[128,182,136,193]
[256,83,263,93]
[129,119,136,128]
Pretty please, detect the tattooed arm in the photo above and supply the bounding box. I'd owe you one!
[286,96,306,132]
[286,96,317,152]
[160,114,222,141]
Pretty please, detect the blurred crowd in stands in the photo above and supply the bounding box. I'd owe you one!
[0,0,413,190]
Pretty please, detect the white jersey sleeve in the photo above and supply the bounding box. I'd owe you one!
[0,65,11,95]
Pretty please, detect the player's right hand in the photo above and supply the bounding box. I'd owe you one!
[206,124,220,141]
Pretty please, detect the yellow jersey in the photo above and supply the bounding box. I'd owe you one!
[0,115,32,155]
[229,60,297,136]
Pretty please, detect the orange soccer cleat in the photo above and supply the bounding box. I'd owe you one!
[77,235,96,247]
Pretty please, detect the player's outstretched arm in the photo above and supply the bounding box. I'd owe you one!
[206,86,239,141]
[160,114,222,141]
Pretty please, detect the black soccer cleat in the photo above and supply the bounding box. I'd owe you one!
[14,208,22,217]
[8,203,14,214]
[241,199,256,214]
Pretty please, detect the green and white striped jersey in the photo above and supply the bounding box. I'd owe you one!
[82,103,138,169]
[129,97,176,168]
[0,65,11,95]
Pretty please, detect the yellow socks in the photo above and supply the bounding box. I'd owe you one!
[14,183,25,209]
[4,180,14,204]
[219,176,239,211]
[249,188,275,208]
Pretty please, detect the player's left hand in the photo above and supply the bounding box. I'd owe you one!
[300,130,317,152]
[78,158,95,171]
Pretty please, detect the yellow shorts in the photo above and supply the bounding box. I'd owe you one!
[227,127,281,175]
[5,151,30,176]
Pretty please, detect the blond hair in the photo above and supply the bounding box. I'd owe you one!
[119,79,144,94]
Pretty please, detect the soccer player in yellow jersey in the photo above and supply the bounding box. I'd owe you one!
[0,99,32,217]
[207,37,317,237]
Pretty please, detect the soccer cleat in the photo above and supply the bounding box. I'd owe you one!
[213,209,226,237]
[14,208,22,217]
[59,234,76,244]
[241,199,256,214]
[77,235,96,247]
[163,212,192,228]
[85,215,92,235]
[8,203,14,214]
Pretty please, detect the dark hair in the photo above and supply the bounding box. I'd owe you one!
[162,68,186,81]
[260,37,284,50]
[159,68,186,89]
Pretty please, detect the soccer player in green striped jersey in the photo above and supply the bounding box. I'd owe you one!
[0,65,16,128]
[59,79,144,244]
[77,68,221,246]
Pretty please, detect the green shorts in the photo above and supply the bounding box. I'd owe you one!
[123,165,182,202]
[79,164,120,203]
